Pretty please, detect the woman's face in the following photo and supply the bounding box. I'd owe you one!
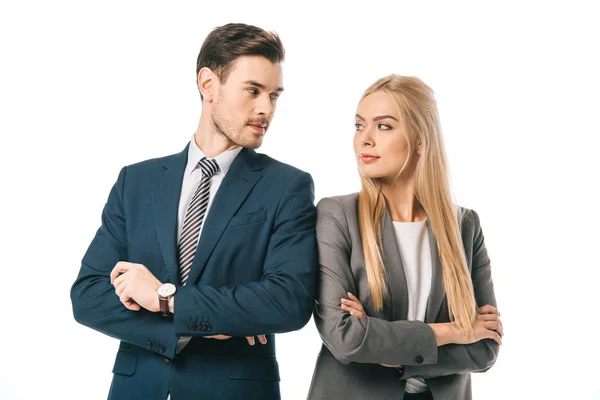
[353,91,419,183]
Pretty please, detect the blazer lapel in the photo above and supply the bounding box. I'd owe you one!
[185,147,264,285]
[381,209,409,321]
[425,220,446,322]
[152,144,189,285]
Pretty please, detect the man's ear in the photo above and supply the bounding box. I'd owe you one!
[198,67,217,102]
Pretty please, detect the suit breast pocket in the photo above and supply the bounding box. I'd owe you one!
[227,209,267,229]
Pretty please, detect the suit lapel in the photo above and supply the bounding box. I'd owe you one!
[152,144,189,285]
[185,147,264,285]
[425,220,446,322]
[381,209,409,321]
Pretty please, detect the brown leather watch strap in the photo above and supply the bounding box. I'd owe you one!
[159,295,171,317]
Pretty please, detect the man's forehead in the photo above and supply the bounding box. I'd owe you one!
[227,57,283,88]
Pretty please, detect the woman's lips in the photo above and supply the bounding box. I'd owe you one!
[359,153,380,163]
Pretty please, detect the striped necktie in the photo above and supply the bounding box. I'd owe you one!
[178,157,219,285]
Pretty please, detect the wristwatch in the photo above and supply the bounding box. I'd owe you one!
[157,283,177,317]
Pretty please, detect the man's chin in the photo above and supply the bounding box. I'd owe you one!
[240,136,264,150]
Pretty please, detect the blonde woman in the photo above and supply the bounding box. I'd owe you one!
[307,75,502,400]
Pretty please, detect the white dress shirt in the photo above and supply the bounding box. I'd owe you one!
[166,136,242,400]
[177,135,243,245]
[392,218,432,394]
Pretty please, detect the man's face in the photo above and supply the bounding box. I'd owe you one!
[211,56,283,149]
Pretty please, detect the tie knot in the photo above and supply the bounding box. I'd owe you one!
[197,157,219,178]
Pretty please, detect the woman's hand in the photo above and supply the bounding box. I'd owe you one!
[341,292,366,319]
[341,293,401,367]
[429,304,503,346]
[455,304,503,345]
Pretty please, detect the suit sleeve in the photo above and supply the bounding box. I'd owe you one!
[172,171,319,337]
[70,167,179,358]
[312,198,438,366]
[402,209,500,379]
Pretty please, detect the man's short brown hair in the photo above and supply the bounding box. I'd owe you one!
[196,23,285,93]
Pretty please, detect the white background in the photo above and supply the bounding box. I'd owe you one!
[1,1,599,399]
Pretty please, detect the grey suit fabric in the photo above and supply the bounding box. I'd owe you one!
[307,193,499,400]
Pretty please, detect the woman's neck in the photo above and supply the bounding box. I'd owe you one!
[381,179,426,222]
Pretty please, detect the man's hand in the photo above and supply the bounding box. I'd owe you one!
[110,261,162,312]
[204,334,268,346]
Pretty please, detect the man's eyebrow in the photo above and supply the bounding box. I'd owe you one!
[243,80,284,92]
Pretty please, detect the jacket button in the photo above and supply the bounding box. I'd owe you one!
[164,358,171,364]
[205,323,212,332]
[189,322,196,331]
[415,355,424,364]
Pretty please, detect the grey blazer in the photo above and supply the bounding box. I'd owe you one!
[307,194,499,400]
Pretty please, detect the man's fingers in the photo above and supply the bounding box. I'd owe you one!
[110,262,132,284]
[115,280,126,297]
[257,335,267,345]
[119,291,131,306]
[246,336,256,346]
[205,335,231,340]
[125,300,141,311]
[113,273,127,288]
[118,292,139,311]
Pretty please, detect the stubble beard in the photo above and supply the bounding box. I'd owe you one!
[211,104,263,150]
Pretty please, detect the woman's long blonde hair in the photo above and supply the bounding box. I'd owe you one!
[358,75,476,337]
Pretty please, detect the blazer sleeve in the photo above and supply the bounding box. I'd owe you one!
[402,209,500,379]
[70,167,179,359]
[313,197,438,366]
[172,171,319,337]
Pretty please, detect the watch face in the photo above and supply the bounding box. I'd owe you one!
[158,283,176,298]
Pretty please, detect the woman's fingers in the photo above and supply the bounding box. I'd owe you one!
[477,304,500,316]
[341,298,364,312]
[341,304,366,318]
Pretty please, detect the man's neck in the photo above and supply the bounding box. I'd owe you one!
[194,117,240,158]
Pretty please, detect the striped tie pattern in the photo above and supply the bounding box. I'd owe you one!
[178,157,219,285]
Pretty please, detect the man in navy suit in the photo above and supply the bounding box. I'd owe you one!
[70,23,318,400]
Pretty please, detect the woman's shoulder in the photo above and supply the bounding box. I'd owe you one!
[316,193,359,217]
[457,205,483,232]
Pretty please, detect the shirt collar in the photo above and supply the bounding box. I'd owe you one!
[186,134,243,176]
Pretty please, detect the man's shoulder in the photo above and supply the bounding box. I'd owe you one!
[257,153,307,177]
[254,153,315,191]
[127,151,182,171]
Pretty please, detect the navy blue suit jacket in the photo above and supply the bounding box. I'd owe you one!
[71,145,318,400]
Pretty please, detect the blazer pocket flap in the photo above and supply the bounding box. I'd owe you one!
[227,209,267,228]
[229,356,280,381]
[112,349,137,376]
